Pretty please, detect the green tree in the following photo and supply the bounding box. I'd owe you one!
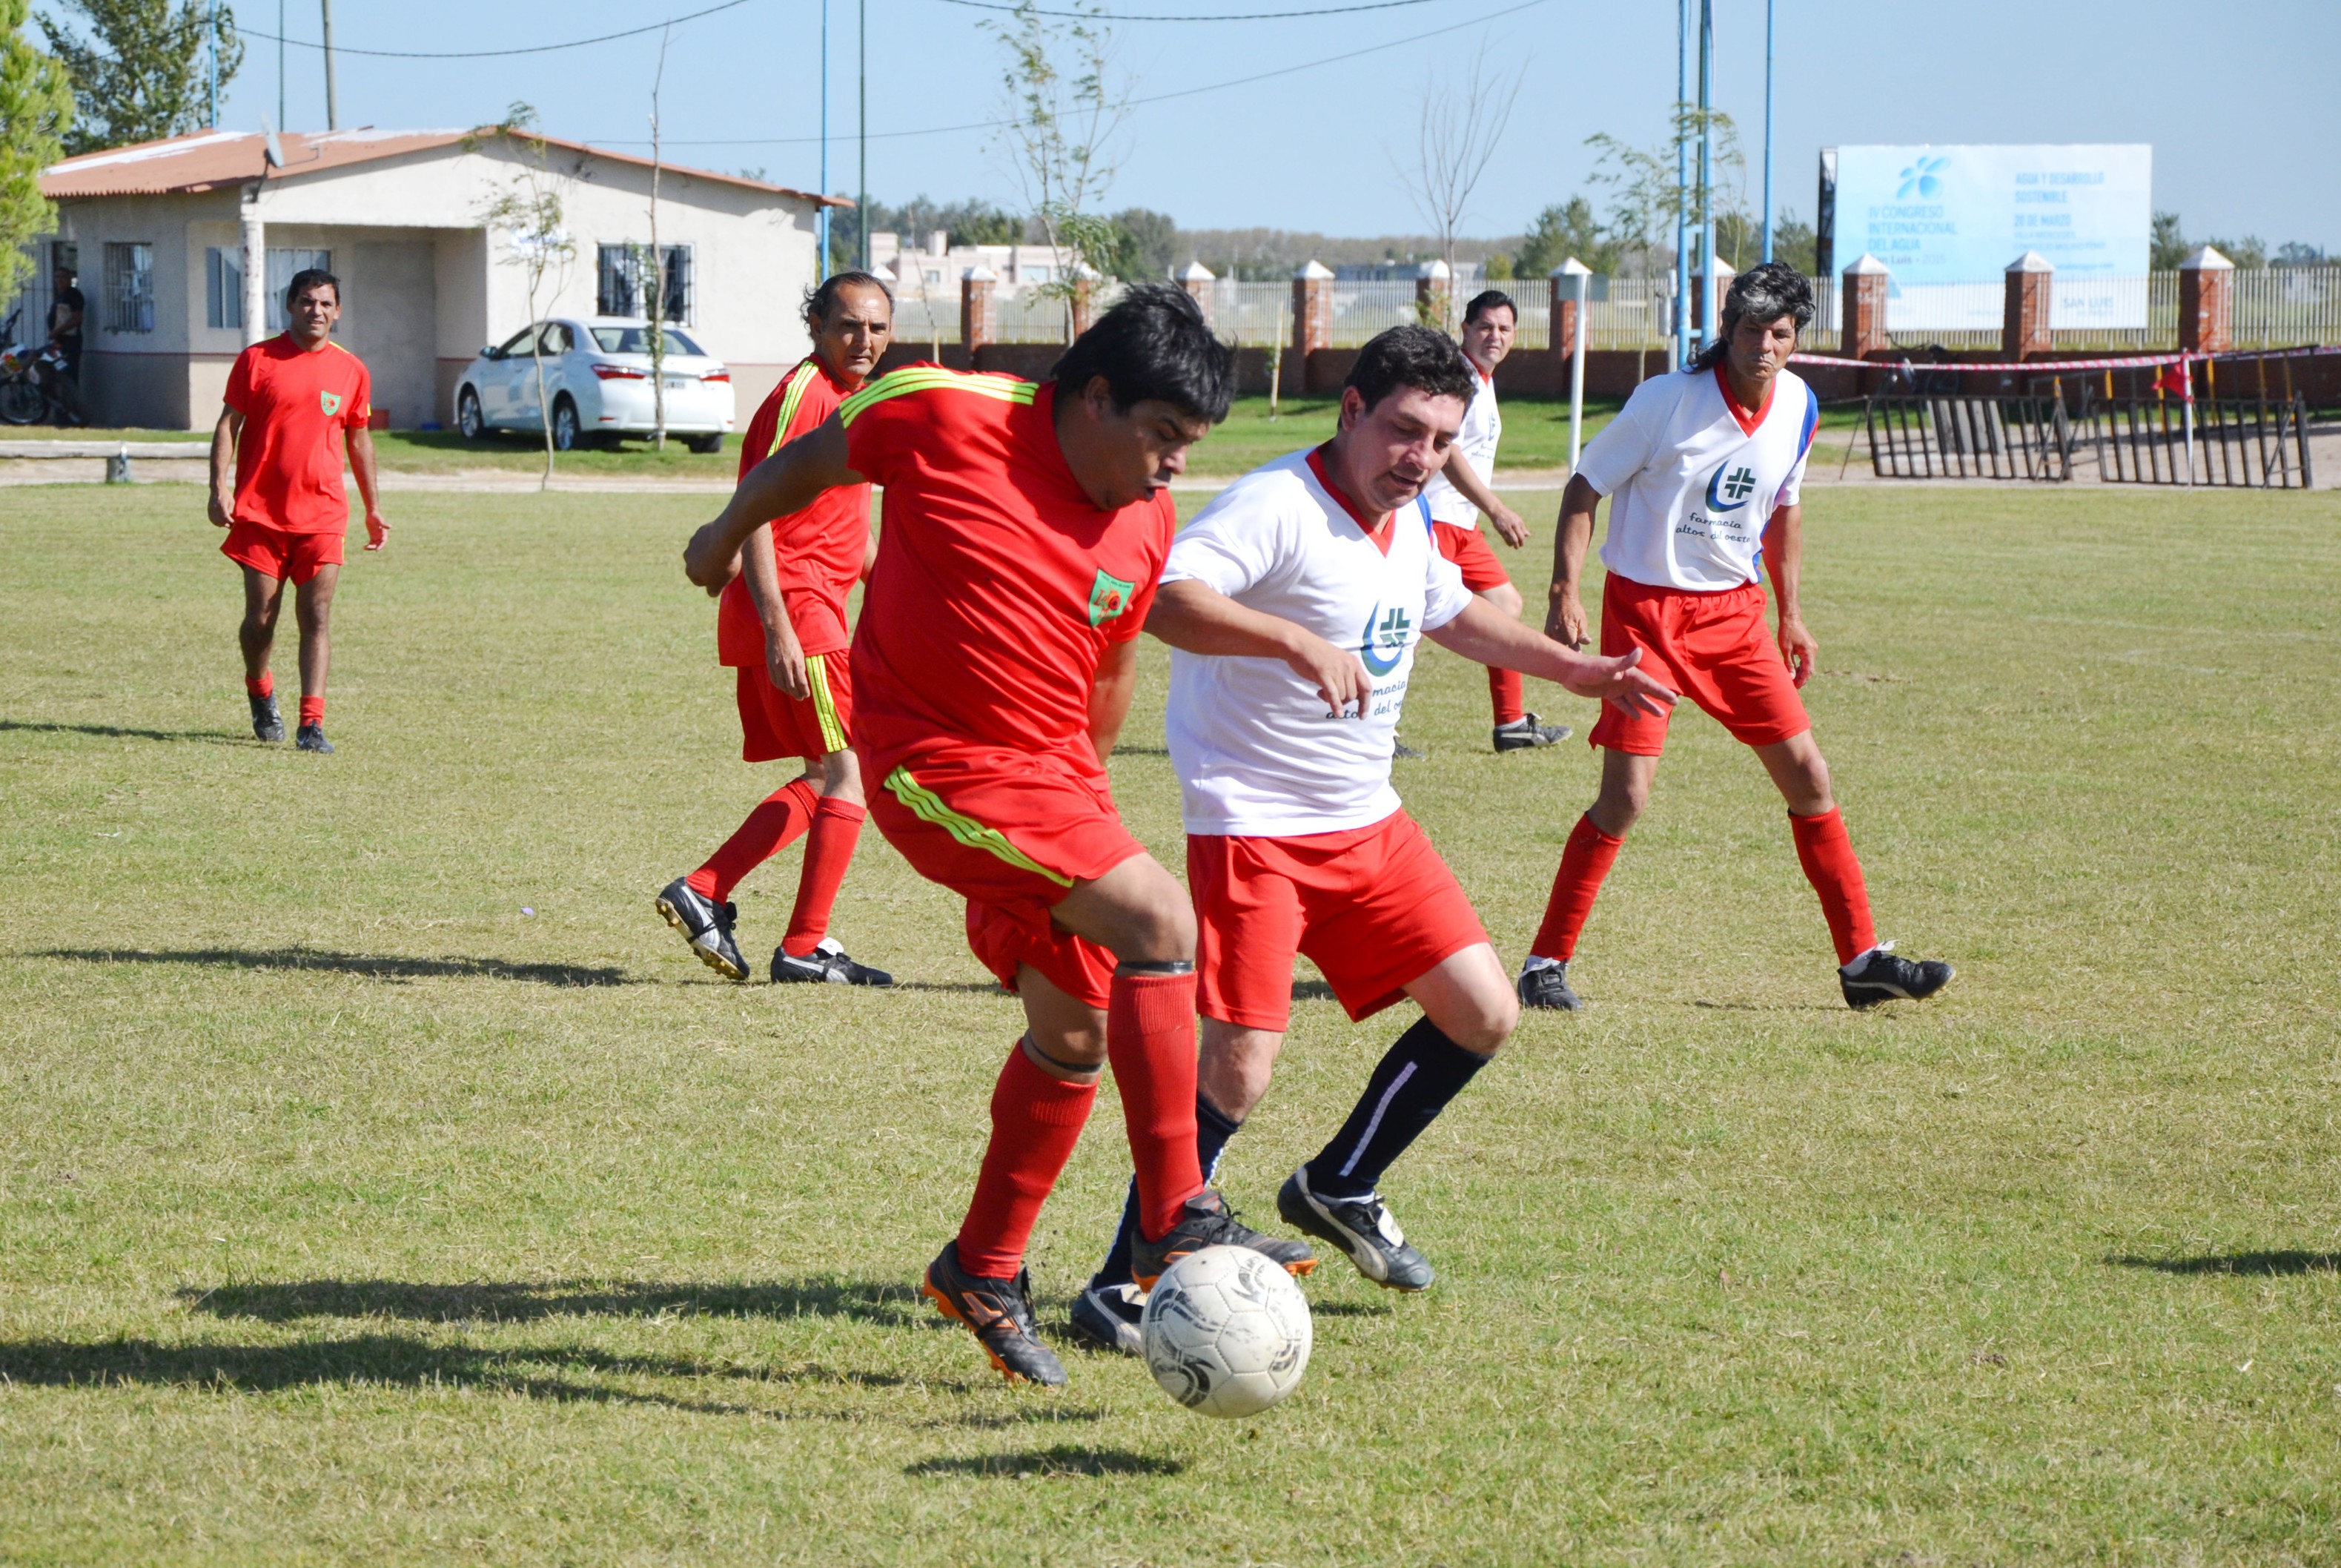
[1,0,73,298]
[2150,210,2187,271]
[986,0,1127,322]
[1769,209,1818,277]
[1107,205,1176,279]
[471,105,575,490]
[40,0,240,154]
[1515,196,1620,278]
[1586,105,1744,277]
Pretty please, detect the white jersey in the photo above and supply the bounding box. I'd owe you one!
[1163,447,1474,837]
[1417,362,1500,528]
[1577,363,1819,592]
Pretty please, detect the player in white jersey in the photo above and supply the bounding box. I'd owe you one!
[1068,328,1675,1350]
[1416,289,1569,752]
[1520,262,1955,1013]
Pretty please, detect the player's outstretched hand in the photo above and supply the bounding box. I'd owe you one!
[363,511,390,552]
[1777,614,1819,689]
[1561,646,1677,718]
[683,520,741,596]
[1490,503,1530,549]
[1544,590,1590,650]
[1282,631,1375,720]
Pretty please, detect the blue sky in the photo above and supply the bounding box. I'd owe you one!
[203,0,2337,250]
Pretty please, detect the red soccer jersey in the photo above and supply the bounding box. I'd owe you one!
[837,366,1174,775]
[717,355,872,664]
[224,334,371,534]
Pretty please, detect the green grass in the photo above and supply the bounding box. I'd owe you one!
[2,481,2339,1564]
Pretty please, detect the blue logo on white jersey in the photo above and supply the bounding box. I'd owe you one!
[1359,603,1412,676]
[1704,461,1759,513]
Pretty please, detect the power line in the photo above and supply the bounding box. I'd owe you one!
[234,0,755,59]
[935,0,1456,21]
[610,0,1549,148]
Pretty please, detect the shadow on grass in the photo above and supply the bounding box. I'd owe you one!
[2110,1251,2341,1277]
[181,1276,931,1327]
[0,1332,904,1413]
[893,980,1017,996]
[39,947,630,988]
[906,1444,1184,1478]
[1,718,248,746]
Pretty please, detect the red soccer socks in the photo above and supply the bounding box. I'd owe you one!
[1107,966,1206,1241]
[297,695,324,727]
[781,797,866,959]
[245,672,274,698]
[1789,806,1876,965]
[687,778,819,902]
[1489,665,1526,727]
[1531,813,1626,962]
[956,1042,1099,1277]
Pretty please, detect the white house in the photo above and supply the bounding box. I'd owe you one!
[26,127,845,430]
[870,229,1079,300]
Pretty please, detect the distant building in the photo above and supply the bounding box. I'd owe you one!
[869,230,1082,301]
[20,128,845,429]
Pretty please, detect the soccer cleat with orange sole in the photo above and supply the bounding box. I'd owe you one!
[1128,1188,1317,1291]
[921,1240,1067,1386]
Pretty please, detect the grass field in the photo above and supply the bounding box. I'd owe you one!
[2,479,2339,1565]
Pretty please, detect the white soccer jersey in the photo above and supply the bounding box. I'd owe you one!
[1163,446,1474,837]
[1417,362,1501,528]
[1577,364,1820,592]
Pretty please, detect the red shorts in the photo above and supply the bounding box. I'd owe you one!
[1188,810,1488,1032]
[735,652,852,763]
[869,738,1147,1009]
[221,520,343,585]
[1431,520,1513,593]
[1588,575,1809,756]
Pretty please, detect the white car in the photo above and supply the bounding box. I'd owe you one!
[452,317,735,453]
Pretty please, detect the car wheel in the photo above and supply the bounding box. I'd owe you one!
[457,388,486,440]
[552,397,582,452]
[686,431,724,455]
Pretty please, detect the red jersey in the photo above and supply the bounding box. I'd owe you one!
[224,334,371,534]
[838,366,1175,775]
[718,355,872,664]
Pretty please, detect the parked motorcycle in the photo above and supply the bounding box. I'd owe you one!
[0,308,79,426]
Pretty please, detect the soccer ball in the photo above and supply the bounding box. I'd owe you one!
[1141,1243,1312,1418]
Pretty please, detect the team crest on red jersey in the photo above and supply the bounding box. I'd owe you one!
[319,389,344,417]
[1087,568,1137,626]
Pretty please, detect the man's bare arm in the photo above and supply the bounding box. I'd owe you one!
[346,426,389,549]
[1089,638,1140,760]
[208,406,242,527]
[1440,446,1527,546]
[1545,472,1601,646]
[683,415,861,592]
[1426,598,1675,718]
[1760,500,1818,687]
[1145,578,1374,718]
[742,523,810,699]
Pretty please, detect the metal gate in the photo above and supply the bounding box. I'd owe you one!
[2082,394,2314,488]
[1864,395,2076,480]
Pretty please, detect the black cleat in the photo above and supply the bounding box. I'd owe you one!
[921,1240,1067,1386]
[1277,1167,1434,1291]
[1128,1188,1316,1290]
[1517,958,1582,1010]
[1839,942,1956,1009]
[1392,738,1426,759]
[249,692,285,742]
[1067,1280,1147,1357]
[654,876,749,981]
[1493,712,1571,752]
[294,723,333,754]
[772,938,893,987]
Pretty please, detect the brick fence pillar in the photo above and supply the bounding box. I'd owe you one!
[961,266,997,357]
[2003,251,2053,360]
[1552,257,1591,363]
[1841,252,1890,360]
[1179,260,1214,326]
[2179,245,2234,355]
[1291,259,1332,396]
[1415,259,1450,328]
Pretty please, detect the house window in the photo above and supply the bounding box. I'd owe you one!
[105,242,154,333]
[595,242,692,323]
[264,248,332,331]
[205,248,243,329]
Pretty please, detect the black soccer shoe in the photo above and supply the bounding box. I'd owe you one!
[1517,958,1582,1011]
[1493,713,1571,752]
[294,723,334,754]
[654,876,749,982]
[771,938,894,987]
[249,692,285,743]
[1068,1280,1147,1357]
[1128,1189,1317,1291]
[921,1240,1067,1386]
[1838,942,1956,1010]
[1277,1167,1434,1292]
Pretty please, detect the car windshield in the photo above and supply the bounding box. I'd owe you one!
[591,325,707,357]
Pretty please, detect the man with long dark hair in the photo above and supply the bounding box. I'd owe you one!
[1522,262,1954,1012]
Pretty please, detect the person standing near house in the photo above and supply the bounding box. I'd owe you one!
[44,262,86,425]
[1416,289,1569,753]
[208,268,387,753]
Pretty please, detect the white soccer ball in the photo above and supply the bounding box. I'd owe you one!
[1140,1243,1312,1418]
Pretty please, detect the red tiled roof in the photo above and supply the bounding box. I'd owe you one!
[41,127,848,207]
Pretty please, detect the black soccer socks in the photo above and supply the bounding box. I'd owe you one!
[1304,1016,1490,1200]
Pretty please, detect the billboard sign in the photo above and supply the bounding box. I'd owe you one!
[1827,144,2153,330]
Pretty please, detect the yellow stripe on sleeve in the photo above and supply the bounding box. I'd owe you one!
[837,366,1036,426]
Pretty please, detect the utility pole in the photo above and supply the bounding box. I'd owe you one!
[817,0,831,282]
[208,4,219,127]
[1672,0,1688,369]
[1761,0,1775,263]
[1696,0,1714,354]
[320,0,340,130]
[277,0,286,131]
[857,0,868,273]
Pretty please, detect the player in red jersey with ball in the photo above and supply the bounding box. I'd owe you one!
[683,287,1307,1386]
[657,272,895,988]
[207,268,385,754]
